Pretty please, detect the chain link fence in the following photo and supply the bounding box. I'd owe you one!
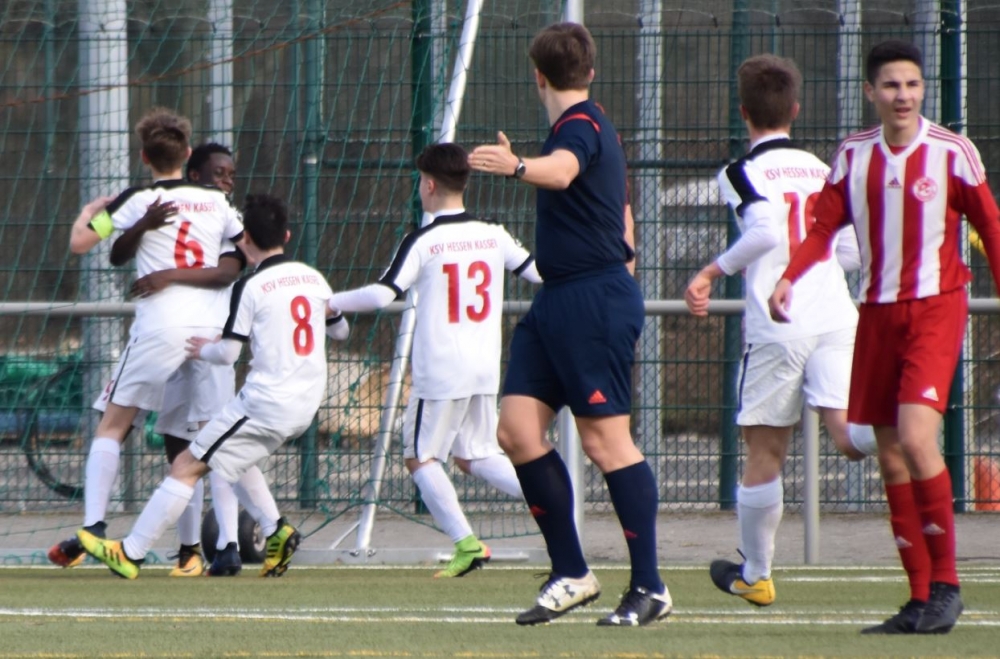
[1,1,999,554]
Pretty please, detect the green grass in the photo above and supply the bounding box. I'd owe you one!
[0,565,997,658]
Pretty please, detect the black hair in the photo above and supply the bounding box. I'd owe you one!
[242,193,288,250]
[186,142,233,180]
[415,143,470,193]
[866,40,923,84]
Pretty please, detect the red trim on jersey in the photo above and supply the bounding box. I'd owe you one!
[841,125,882,149]
[866,146,888,303]
[553,113,600,134]
[899,143,928,299]
[928,125,985,184]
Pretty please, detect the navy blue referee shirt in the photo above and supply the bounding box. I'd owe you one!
[535,99,633,281]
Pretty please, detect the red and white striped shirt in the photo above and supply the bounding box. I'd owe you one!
[783,118,1000,303]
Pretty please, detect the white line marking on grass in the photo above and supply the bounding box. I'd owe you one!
[784,575,1000,584]
[6,564,1000,574]
[0,606,998,627]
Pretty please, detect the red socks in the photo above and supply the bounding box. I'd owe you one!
[912,470,959,587]
[884,481,931,601]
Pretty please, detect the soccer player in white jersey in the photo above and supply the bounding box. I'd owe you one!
[107,143,264,577]
[771,41,1000,635]
[52,108,243,570]
[684,54,877,608]
[77,193,349,579]
[328,143,540,578]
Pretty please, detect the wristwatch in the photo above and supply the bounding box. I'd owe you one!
[510,158,526,179]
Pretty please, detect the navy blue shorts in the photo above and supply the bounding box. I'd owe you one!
[502,265,643,416]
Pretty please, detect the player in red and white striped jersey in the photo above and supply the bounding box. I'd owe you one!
[770,40,1000,635]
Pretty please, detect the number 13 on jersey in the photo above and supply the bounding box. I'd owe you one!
[442,261,492,323]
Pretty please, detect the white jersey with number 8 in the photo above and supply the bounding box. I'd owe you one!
[378,212,535,400]
[108,179,244,335]
[222,255,334,427]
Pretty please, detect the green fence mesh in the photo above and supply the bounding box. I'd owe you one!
[1,0,999,561]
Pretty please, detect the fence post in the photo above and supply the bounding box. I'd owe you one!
[941,0,967,510]
[719,0,751,511]
[297,0,325,510]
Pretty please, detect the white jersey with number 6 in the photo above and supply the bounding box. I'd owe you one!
[378,211,535,400]
[222,255,334,427]
[107,179,244,335]
[718,136,858,343]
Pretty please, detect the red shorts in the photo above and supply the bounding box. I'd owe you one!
[849,289,967,426]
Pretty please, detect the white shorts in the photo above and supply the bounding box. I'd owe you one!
[736,326,854,427]
[402,395,502,463]
[153,364,236,440]
[93,326,220,413]
[189,393,311,483]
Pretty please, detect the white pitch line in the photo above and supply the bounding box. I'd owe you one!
[5,563,1000,572]
[1,606,998,624]
[784,575,1000,584]
[0,611,996,627]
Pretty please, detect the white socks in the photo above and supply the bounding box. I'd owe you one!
[848,423,878,456]
[233,466,280,538]
[210,471,240,549]
[468,455,524,498]
[175,478,204,546]
[411,461,472,543]
[124,477,194,560]
[737,478,783,584]
[84,438,121,527]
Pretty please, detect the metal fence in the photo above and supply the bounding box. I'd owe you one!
[1,1,999,539]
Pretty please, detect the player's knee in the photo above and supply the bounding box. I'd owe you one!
[168,450,207,485]
[405,457,433,474]
[96,405,139,441]
[877,445,909,483]
[496,421,518,454]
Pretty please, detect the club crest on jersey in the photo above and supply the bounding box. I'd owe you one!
[912,177,938,202]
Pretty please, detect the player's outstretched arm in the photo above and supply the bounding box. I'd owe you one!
[328,283,397,314]
[186,334,241,365]
[69,195,116,254]
[469,131,580,190]
[109,197,178,266]
[517,260,542,284]
[325,307,350,341]
[130,252,244,298]
[686,199,781,317]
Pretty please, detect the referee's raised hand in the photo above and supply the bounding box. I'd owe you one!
[469,131,518,177]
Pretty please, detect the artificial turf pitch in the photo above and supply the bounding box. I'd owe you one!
[0,564,997,658]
